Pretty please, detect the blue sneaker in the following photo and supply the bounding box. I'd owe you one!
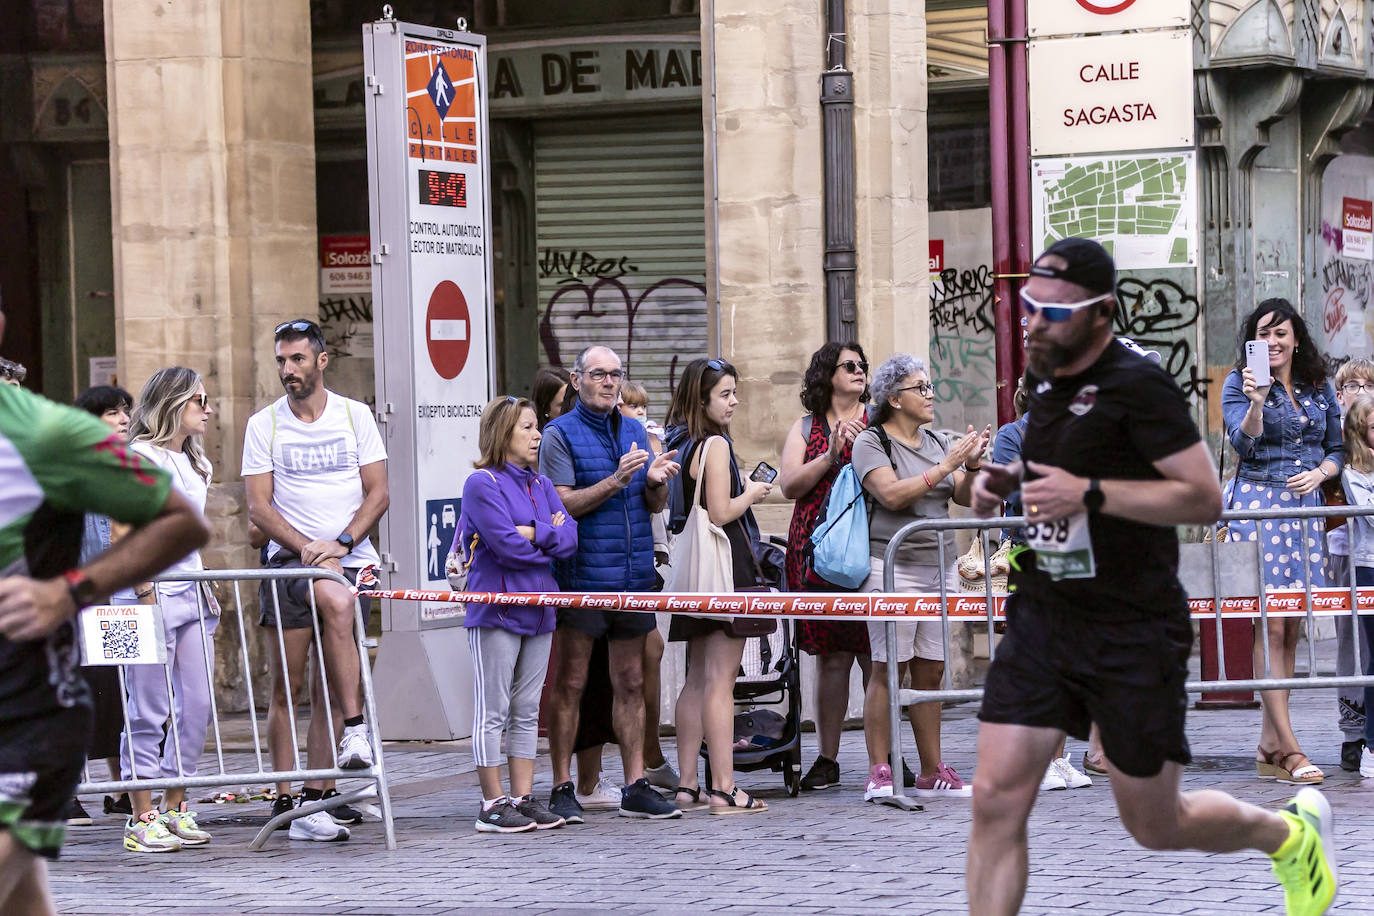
[548,781,584,825]
[619,777,681,819]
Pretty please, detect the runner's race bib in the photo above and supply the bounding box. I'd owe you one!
[1025,512,1095,580]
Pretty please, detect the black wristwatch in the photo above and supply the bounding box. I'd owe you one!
[336,532,355,550]
[1083,478,1104,515]
[63,569,98,610]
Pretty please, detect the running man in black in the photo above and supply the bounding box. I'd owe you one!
[0,299,210,915]
[967,238,1337,916]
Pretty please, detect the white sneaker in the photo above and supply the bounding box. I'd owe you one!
[575,780,622,811]
[337,724,374,770]
[1361,746,1374,778]
[1040,764,1066,791]
[288,808,350,842]
[1051,755,1093,788]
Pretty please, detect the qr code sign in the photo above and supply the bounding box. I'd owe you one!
[101,619,140,660]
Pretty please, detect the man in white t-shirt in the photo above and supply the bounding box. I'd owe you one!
[241,319,389,841]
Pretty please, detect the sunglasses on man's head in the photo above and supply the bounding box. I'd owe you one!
[274,319,324,338]
[1018,289,1112,323]
[835,359,868,375]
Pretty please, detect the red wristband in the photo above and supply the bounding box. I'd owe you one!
[922,470,935,489]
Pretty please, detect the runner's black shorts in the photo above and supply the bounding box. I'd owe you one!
[978,595,1193,778]
[0,704,91,859]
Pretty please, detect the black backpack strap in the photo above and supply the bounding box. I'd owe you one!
[873,424,898,472]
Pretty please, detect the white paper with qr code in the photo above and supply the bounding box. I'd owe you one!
[76,605,167,665]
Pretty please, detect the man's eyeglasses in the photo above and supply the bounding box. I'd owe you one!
[274,319,324,339]
[583,368,625,382]
[836,359,869,375]
[896,382,935,398]
[188,393,209,409]
[1341,381,1374,394]
[1018,289,1112,323]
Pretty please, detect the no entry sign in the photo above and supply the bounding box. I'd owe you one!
[426,280,471,379]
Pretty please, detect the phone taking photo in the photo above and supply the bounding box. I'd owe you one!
[751,461,778,484]
[1245,339,1271,388]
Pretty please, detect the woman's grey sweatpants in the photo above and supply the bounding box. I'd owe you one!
[467,626,553,767]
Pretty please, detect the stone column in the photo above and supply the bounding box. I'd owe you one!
[703,0,928,506]
[105,0,318,709]
[849,0,929,366]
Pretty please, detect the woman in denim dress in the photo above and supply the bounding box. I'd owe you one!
[1221,299,1343,785]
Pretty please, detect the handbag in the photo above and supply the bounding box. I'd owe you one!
[664,437,735,596]
[665,437,777,636]
[446,469,497,589]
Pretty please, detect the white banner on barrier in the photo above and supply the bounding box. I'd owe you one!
[76,604,167,665]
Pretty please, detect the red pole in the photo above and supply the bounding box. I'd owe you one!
[1008,0,1030,386]
[988,0,1016,426]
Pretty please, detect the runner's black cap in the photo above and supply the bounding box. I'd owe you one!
[1030,237,1116,297]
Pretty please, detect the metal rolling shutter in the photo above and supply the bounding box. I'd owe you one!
[534,116,707,415]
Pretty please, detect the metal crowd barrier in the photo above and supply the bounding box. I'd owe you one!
[876,504,1374,809]
[75,567,396,851]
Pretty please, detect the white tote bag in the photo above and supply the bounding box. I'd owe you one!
[664,436,735,599]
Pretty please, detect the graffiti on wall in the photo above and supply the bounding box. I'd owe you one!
[318,295,374,358]
[928,265,998,429]
[537,248,706,405]
[1112,277,1208,400]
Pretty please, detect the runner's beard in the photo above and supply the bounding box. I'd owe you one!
[1026,315,1099,376]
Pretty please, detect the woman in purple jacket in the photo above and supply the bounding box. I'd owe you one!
[460,396,579,833]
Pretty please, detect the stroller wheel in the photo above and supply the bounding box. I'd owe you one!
[784,751,802,797]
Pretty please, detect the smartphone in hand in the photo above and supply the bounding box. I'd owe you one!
[751,461,778,484]
[1245,340,1271,388]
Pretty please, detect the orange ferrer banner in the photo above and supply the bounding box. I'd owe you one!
[360,586,1374,620]
[405,40,479,163]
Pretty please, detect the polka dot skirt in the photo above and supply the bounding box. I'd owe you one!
[1224,479,1328,588]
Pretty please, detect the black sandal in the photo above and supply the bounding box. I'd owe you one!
[673,786,709,812]
[708,786,767,814]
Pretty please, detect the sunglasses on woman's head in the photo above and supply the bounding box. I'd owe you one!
[706,358,733,373]
[835,359,869,375]
[1018,289,1112,322]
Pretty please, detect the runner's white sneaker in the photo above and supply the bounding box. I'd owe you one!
[337,723,374,770]
[1051,755,1092,788]
[575,780,622,811]
[288,808,350,842]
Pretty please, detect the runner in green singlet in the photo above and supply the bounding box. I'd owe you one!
[0,301,209,915]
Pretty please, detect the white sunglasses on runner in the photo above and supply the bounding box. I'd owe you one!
[1018,289,1112,322]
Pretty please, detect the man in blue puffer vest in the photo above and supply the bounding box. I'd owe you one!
[539,345,683,822]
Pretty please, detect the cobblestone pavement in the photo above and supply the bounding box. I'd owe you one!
[50,639,1374,915]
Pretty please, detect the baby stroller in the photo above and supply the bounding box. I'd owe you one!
[701,617,805,797]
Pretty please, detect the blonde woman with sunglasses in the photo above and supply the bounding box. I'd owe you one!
[116,367,218,853]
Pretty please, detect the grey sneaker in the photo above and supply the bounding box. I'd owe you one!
[644,761,680,791]
[514,794,565,830]
[475,799,536,834]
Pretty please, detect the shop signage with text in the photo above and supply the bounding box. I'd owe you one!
[1029,30,1194,156]
[1344,197,1374,261]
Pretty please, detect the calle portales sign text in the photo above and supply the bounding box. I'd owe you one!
[1028,29,1194,156]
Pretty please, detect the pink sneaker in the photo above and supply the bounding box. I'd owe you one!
[863,763,894,802]
[913,762,972,798]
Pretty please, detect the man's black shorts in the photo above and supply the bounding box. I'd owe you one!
[0,705,90,859]
[558,607,656,640]
[258,552,361,630]
[978,596,1193,778]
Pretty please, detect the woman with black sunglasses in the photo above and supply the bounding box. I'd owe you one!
[778,342,873,791]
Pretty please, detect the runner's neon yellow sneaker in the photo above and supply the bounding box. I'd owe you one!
[1270,787,1337,916]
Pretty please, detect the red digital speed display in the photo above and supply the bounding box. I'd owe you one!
[418,169,467,208]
